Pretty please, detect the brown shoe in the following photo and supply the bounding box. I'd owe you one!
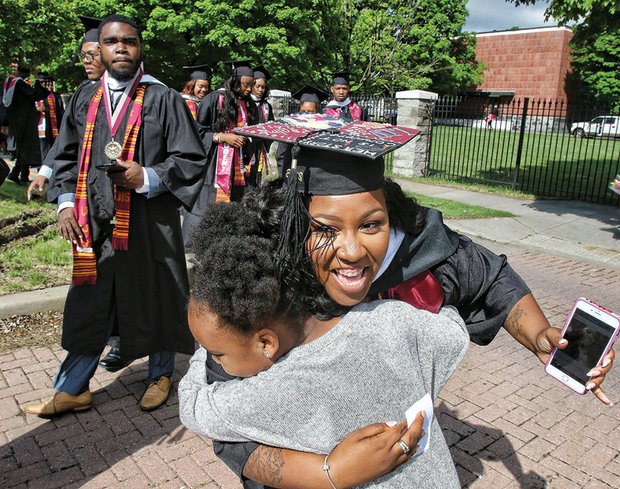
[140,376,171,411]
[22,390,92,417]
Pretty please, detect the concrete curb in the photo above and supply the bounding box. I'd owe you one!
[0,285,68,319]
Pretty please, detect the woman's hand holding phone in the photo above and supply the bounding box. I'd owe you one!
[327,413,424,488]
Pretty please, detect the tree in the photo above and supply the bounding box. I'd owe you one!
[508,0,620,109]
[340,0,483,94]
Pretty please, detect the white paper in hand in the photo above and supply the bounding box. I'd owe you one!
[405,393,433,456]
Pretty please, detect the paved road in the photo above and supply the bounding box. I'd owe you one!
[1,239,618,488]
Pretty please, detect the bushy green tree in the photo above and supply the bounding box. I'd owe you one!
[509,0,620,109]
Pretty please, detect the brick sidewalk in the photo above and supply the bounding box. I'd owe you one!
[1,245,619,488]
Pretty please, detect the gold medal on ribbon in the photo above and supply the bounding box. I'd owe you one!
[104,139,123,160]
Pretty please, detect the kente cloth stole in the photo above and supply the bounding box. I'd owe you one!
[215,94,248,202]
[71,84,146,285]
[184,98,198,120]
[48,94,59,138]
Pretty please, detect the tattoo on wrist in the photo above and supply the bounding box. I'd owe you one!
[246,446,285,484]
[506,307,525,337]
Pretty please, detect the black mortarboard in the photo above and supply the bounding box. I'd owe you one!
[79,15,101,44]
[37,72,53,82]
[292,85,329,106]
[252,65,271,81]
[331,71,350,86]
[183,64,212,81]
[224,59,254,78]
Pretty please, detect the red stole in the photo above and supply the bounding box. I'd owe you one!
[71,83,146,285]
[382,271,444,313]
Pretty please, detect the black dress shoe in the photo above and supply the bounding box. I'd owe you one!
[99,347,129,372]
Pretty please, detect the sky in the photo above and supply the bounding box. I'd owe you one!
[464,0,559,33]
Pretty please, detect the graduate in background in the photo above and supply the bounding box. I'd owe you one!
[3,64,49,184]
[181,64,212,119]
[250,65,273,183]
[324,71,365,121]
[184,60,257,248]
[275,84,328,176]
[35,73,64,161]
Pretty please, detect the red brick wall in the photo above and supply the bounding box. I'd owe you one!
[475,27,574,101]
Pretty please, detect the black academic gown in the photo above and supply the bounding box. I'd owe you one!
[5,78,49,173]
[38,91,64,160]
[50,79,206,358]
[208,207,531,488]
[182,90,257,248]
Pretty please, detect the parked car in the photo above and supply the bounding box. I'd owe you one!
[571,116,620,138]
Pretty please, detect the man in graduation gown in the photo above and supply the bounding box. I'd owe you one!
[23,14,206,417]
[323,71,366,121]
[3,64,49,184]
[27,16,105,201]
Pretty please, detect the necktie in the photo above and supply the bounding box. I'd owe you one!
[109,87,125,112]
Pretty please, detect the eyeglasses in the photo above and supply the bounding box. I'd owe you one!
[78,50,101,63]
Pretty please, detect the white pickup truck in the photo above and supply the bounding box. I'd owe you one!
[571,115,619,138]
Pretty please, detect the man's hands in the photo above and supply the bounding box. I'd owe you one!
[107,160,144,189]
[58,208,85,245]
[27,175,48,201]
[534,326,615,405]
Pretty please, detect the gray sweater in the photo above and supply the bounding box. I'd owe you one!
[179,301,468,488]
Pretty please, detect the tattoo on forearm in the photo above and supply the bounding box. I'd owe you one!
[246,446,285,485]
[506,306,525,338]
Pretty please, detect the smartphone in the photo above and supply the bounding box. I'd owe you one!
[95,163,126,173]
[545,298,620,394]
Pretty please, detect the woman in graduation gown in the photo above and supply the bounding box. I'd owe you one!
[205,141,615,488]
[180,64,212,120]
[183,60,258,248]
[250,65,273,183]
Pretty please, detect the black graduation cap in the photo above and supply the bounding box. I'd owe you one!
[331,71,350,86]
[224,59,254,78]
[37,72,54,82]
[183,64,212,81]
[252,65,271,81]
[292,85,329,106]
[79,15,101,44]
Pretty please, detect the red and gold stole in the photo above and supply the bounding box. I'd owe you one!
[48,93,59,138]
[71,84,146,285]
[214,96,249,203]
[184,98,198,120]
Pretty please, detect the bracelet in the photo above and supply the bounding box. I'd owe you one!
[322,453,338,489]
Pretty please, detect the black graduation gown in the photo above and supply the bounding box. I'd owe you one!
[50,79,206,358]
[38,91,64,160]
[369,208,531,346]
[5,78,49,168]
[182,90,257,248]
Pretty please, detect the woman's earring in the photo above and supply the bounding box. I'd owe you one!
[264,350,272,359]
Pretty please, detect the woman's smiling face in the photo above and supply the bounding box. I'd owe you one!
[306,189,390,306]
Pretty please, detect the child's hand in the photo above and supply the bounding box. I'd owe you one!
[328,413,425,488]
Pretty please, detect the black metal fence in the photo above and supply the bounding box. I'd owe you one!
[428,95,620,205]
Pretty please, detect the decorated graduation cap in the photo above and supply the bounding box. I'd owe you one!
[232,114,420,277]
[330,71,350,86]
[183,64,212,81]
[224,59,254,78]
[293,85,329,107]
[79,15,101,44]
[253,65,271,81]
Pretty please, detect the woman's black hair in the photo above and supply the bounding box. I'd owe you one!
[190,202,306,335]
[215,76,258,133]
[383,177,426,235]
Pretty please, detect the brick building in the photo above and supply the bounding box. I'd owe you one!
[472,26,576,103]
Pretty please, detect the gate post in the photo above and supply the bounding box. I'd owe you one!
[393,90,438,177]
[268,89,292,118]
[512,97,529,190]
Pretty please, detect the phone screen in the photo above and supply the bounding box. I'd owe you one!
[550,308,616,384]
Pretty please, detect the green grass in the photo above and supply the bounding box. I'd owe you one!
[0,180,72,295]
[428,126,620,203]
[407,192,515,219]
